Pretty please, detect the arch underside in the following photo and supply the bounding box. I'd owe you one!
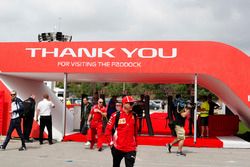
[1,72,249,126]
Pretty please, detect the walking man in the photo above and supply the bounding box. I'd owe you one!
[80,97,92,132]
[166,103,192,156]
[36,94,55,145]
[105,96,138,167]
[87,98,107,151]
[0,90,26,151]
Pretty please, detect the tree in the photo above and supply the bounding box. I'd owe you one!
[55,82,216,100]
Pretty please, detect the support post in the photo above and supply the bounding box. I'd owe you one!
[144,95,154,136]
[194,74,198,143]
[62,73,68,139]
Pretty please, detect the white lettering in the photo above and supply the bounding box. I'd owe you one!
[26,47,177,59]
[158,48,177,58]
[59,48,77,57]
[71,62,82,67]
[58,61,70,67]
[98,62,110,67]
[70,62,96,67]
[98,48,115,58]
[26,48,41,58]
[138,48,157,58]
[111,62,141,68]
[121,48,138,58]
[78,48,97,58]
[42,48,59,57]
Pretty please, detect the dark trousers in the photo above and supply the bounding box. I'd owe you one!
[2,118,26,148]
[111,146,136,167]
[137,117,143,134]
[23,116,34,140]
[188,117,194,135]
[39,116,52,144]
[80,117,87,132]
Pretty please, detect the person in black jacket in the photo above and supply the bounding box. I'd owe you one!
[80,97,92,132]
[23,95,36,142]
[133,94,145,134]
[0,90,26,151]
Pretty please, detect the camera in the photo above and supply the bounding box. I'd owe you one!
[185,100,196,109]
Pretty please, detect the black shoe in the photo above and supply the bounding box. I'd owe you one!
[98,147,103,152]
[49,142,53,145]
[177,151,186,156]
[0,145,6,151]
[166,144,172,153]
[39,142,43,145]
[18,146,26,151]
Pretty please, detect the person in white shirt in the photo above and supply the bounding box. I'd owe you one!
[36,94,55,145]
[0,90,26,151]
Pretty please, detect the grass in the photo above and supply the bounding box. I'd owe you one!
[238,121,250,134]
[237,121,250,142]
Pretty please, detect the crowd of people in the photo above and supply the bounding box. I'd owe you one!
[0,91,55,151]
[80,94,139,167]
[0,89,221,166]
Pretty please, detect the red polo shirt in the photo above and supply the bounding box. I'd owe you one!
[105,109,137,152]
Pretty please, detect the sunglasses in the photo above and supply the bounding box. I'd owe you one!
[11,94,16,96]
[98,101,103,104]
[126,102,134,106]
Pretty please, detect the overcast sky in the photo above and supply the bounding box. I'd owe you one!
[1,0,250,55]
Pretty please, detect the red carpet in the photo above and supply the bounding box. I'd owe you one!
[63,112,223,148]
[140,112,171,135]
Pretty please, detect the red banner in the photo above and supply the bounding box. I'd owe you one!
[0,41,249,110]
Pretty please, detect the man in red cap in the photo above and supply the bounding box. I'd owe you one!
[105,96,137,167]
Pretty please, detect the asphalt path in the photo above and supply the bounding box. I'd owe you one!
[0,139,250,167]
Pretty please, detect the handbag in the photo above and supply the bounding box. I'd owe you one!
[81,121,89,135]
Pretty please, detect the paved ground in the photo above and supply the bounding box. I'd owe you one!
[0,139,250,167]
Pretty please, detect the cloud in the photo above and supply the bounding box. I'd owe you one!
[0,0,249,55]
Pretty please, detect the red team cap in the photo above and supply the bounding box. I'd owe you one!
[122,96,136,104]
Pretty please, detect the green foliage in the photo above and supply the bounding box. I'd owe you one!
[57,82,216,99]
[238,121,250,134]
[56,82,64,88]
[105,83,123,96]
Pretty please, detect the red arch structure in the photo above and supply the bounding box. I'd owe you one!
[0,41,249,127]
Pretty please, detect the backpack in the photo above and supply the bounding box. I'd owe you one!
[15,98,25,117]
[112,111,120,135]
[174,98,185,113]
[22,100,32,117]
[112,111,137,136]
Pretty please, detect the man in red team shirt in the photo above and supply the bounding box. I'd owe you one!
[105,96,137,167]
[87,98,107,151]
